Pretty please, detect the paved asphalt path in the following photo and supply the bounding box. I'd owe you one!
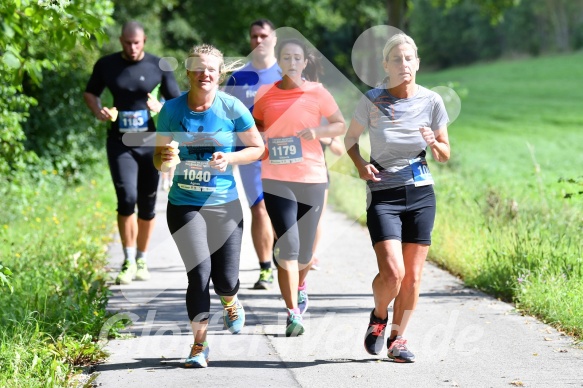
[93,172,583,388]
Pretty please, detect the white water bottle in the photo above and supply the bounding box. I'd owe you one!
[162,141,180,171]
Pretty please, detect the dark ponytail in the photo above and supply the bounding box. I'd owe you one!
[276,38,323,82]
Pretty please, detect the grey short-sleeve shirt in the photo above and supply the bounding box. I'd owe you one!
[353,85,449,190]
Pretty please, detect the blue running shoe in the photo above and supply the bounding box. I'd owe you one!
[298,288,309,315]
[286,310,305,337]
[222,298,245,334]
[387,336,416,363]
[185,343,209,368]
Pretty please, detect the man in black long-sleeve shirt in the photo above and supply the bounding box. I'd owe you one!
[84,20,181,285]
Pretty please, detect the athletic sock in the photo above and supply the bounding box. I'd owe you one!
[123,247,136,264]
[220,296,237,306]
[298,281,307,291]
[136,250,147,262]
[259,261,272,270]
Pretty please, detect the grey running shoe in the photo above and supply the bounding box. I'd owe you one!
[387,336,416,363]
[364,309,388,355]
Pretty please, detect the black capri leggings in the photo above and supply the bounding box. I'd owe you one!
[262,179,327,265]
[106,135,159,220]
[166,200,243,322]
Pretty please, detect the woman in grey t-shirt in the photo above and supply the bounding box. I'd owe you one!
[344,33,451,363]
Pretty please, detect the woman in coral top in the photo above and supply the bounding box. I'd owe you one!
[253,38,346,337]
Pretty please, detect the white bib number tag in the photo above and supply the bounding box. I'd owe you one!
[177,161,217,192]
[409,156,434,187]
[268,136,303,164]
[119,110,149,132]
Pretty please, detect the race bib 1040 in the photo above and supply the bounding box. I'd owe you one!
[176,161,217,192]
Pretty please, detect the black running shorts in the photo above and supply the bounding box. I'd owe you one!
[366,184,436,245]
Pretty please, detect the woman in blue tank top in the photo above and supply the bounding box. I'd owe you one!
[154,44,264,368]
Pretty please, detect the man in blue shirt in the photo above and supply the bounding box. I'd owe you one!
[224,19,280,289]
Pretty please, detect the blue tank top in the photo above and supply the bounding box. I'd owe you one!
[156,91,255,206]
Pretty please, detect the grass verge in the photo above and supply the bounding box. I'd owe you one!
[0,164,125,386]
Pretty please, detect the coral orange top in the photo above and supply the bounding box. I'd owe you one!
[253,81,339,183]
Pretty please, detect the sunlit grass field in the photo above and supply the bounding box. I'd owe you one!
[328,51,583,339]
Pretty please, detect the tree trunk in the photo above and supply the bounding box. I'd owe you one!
[387,0,406,31]
[545,0,570,51]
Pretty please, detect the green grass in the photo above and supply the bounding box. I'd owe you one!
[420,51,583,199]
[0,164,120,386]
[328,51,583,339]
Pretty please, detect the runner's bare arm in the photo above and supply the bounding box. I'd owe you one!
[83,92,114,121]
[344,118,380,182]
[420,125,450,163]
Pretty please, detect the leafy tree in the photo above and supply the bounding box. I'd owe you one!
[431,0,520,24]
[23,50,110,181]
[412,0,583,67]
[107,0,387,86]
[410,0,501,68]
[0,0,114,179]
